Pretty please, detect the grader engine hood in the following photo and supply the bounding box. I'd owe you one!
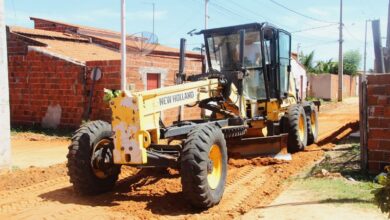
[110,91,148,165]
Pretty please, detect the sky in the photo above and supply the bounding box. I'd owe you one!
[4,0,389,70]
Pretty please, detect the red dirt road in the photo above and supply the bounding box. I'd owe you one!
[0,98,359,219]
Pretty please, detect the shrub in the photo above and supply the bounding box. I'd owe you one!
[373,166,390,217]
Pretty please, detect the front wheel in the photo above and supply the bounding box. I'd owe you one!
[67,120,121,195]
[287,105,308,152]
[180,124,227,209]
[307,106,319,145]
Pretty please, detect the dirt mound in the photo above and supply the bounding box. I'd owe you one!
[0,98,359,219]
[11,132,70,142]
[228,157,288,168]
[0,164,67,191]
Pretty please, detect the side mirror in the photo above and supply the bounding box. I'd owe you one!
[239,29,245,69]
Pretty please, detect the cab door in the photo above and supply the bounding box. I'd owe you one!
[277,30,292,98]
[262,27,278,99]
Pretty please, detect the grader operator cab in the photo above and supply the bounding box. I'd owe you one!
[67,23,319,209]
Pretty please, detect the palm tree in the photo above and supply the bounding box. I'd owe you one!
[299,51,315,73]
[314,59,336,74]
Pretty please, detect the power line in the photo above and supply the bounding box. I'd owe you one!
[224,0,288,29]
[300,40,339,49]
[165,7,201,36]
[269,0,337,24]
[291,23,338,33]
[344,25,364,43]
[208,1,252,22]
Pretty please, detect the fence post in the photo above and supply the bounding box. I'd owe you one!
[359,75,368,171]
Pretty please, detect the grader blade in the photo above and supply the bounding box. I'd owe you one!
[227,134,291,160]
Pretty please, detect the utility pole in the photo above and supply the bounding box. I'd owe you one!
[205,0,209,29]
[297,43,301,60]
[338,0,343,102]
[364,20,371,78]
[0,0,11,171]
[120,0,127,91]
[386,0,390,72]
[372,20,385,73]
[387,0,390,49]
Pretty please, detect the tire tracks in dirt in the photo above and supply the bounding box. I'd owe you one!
[0,177,70,214]
[0,100,359,219]
[0,167,138,219]
[221,166,266,211]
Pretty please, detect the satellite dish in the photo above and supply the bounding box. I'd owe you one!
[127,31,158,56]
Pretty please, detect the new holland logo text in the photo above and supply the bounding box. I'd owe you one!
[159,91,195,106]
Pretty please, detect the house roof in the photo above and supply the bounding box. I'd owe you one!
[8,18,203,64]
[30,38,121,62]
[9,26,88,42]
[9,26,122,63]
[29,17,201,57]
[30,17,121,38]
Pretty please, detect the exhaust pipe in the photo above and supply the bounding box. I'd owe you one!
[177,38,186,122]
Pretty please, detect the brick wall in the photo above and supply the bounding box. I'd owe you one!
[8,22,203,128]
[86,55,202,126]
[366,74,390,173]
[9,49,202,128]
[8,32,86,128]
[309,74,357,100]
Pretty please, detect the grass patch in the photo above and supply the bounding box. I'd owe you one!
[298,138,380,210]
[310,140,374,181]
[296,177,379,209]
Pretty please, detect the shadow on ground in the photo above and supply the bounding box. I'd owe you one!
[39,168,200,216]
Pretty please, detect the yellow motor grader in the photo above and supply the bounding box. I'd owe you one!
[67,22,318,209]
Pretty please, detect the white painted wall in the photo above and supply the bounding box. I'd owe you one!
[0,0,11,171]
[291,59,307,100]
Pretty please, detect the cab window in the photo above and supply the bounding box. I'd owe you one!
[278,31,291,97]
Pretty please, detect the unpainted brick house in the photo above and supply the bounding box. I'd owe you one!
[7,17,203,128]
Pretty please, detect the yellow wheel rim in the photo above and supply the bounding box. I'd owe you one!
[298,114,305,141]
[311,111,316,135]
[207,144,222,190]
[92,139,111,179]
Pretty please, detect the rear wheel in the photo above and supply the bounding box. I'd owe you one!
[287,105,308,152]
[307,106,319,145]
[67,120,121,195]
[181,124,227,209]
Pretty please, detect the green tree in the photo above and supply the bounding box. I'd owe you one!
[314,59,338,74]
[343,50,361,75]
[299,51,315,73]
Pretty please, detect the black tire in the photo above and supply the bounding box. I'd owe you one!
[67,120,121,195]
[287,105,308,152]
[181,124,227,209]
[222,126,247,139]
[306,106,319,145]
